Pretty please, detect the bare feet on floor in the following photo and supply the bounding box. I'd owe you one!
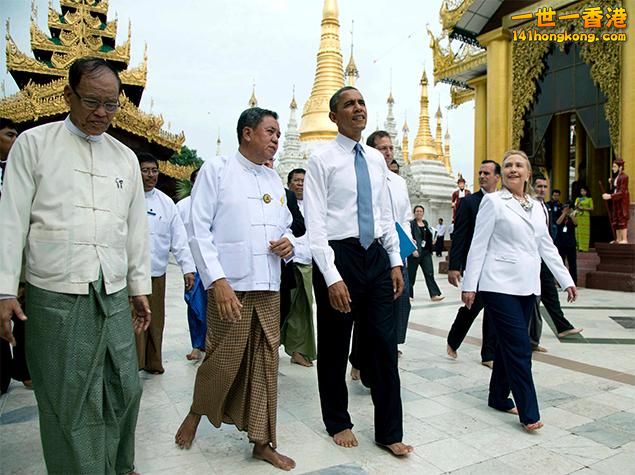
[253,443,296,471]
[128,471,140,475]
[350,368,360,381]
[446,344,457,359]
[506,407,519,415]
[558,328,583,338]
[523,421,544,432]
[291,352,313,367]
[333,429,358,448]
[481,360,493,369]
[377,442,414,456]
[431,295,445,302]
[175,411,202,449]
[532,345,548,353]
[186,348,203,361]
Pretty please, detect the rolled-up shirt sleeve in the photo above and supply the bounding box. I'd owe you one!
[379,169,402,268]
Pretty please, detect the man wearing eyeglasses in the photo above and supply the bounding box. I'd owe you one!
[136,152,195,375]
[0,57,151,475]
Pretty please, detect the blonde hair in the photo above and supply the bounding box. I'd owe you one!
[502,149,534,196]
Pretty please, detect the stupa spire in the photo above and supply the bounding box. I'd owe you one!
[345,20,359,87]
[443,121,452,172]
[402,117,410,164]
[411,68,438,161]
[384,80,397,140]
[248,81,258,108]
[282,86,302,162]
[299,0,345,142]
[434,103,444,159]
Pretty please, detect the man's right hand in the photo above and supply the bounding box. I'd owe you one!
[213,278,243,322]
[0,298,27,346]
[448,270,462,287]
[328,281,351,313]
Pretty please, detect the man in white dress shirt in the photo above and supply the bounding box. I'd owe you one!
[176,167,208,362]
[304,87,413,456]
[175,107,296,471]
[350,131,413,380]
[136,153,195,374]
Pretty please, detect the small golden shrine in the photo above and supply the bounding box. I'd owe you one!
[1,0,192,181]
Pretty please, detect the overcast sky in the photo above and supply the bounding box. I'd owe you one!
[1,0,476,184]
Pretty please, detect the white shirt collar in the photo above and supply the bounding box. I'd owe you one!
[335,133,362,154]
[235,150,265,174]
[145,188,157,199]
[64,115,104,143]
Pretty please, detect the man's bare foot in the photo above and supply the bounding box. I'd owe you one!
[252,443,296,471]
[291,352,313,367]
[532,345,548,353]
[333,428,358,448]
[175,411,202,449]
[186,348,203,361]
[350,367,360,380]
[481,360,493,369]
[22,379,33,389]
[447,344,457,359]
[377,442,414,456]
[558,328,583,338]
[431,295,445,302]
[506,407,519,415]
[128,471,140,475]
[522,421,544,432]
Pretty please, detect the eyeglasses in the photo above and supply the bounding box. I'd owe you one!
[376,145,394,152]
[140,168,159,176]
[71,86,120,113]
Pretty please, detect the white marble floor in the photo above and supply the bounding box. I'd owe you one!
[1,256,634,474]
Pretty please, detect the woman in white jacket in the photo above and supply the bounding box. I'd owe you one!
[461,150,577,432]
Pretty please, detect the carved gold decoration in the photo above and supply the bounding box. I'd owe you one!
[511,0,622,149]
[429,27,486,85]
[158,161,197,181]
[450,85,475,106]
[439,0,475,31]
[0,78,67,122]
[60,0,109,16]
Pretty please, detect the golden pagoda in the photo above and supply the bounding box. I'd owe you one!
[411,69,439,161]
[299,0,345,142]
[401,118,410,164]
[1,0,187,179]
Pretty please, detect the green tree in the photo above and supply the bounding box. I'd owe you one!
[170,145,204,168]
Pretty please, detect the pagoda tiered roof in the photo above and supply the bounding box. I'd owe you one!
[2,0,185,171]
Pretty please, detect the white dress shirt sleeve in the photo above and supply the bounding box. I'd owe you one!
[187,162,224,290]
[378,168,402,268]
[126,162,152,296]
[169,207,196,275]
[462,194,497,292]
[305,155,342,287]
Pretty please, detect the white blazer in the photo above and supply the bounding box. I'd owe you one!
[462,189,574,296]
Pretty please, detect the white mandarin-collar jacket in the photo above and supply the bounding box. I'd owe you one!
[145,188,195,277]
[462,189,575,296]
[304,133,402,287]
[0,118,151,296]
[188,152,293,292]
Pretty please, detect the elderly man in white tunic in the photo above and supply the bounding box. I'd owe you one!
[175,107,296,471]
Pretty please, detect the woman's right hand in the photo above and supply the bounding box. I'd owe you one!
[566,286,578,303]
[462,291,476,309]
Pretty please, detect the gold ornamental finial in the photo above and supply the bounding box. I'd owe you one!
[248,81,258,108]
[345,20,358,87]
[290,85,297,110]
[435,103,444,160]
[411,67,439,162]
[299,0,344,142]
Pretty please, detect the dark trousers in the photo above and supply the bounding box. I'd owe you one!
[558,245,578,285]
[407,250,441,298]
[482,292,540,425]
[434,236,445,256]
[446,292,496,362]
[313,239,403,445]
[530,262,575,345]
[0,289,31,394]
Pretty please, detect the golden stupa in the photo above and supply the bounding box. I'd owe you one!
[1,0,189,180]
[299,0,345,142]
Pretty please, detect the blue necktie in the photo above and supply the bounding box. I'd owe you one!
[354,143,374,249]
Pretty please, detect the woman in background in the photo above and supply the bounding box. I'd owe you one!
[574,185,593,251]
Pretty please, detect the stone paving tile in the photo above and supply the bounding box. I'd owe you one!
[2,263,635,474]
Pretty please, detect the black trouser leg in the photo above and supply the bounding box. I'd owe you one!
[407,255,418,298]
[421,251,441,297]
[447,294,484,351]
[481,307,497,362]
[539,262,574,334]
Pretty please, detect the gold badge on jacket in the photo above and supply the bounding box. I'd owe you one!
[263,193,272,204]
[280,195,285,205]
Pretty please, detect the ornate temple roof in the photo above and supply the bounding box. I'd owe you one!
[1,0,185,170]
